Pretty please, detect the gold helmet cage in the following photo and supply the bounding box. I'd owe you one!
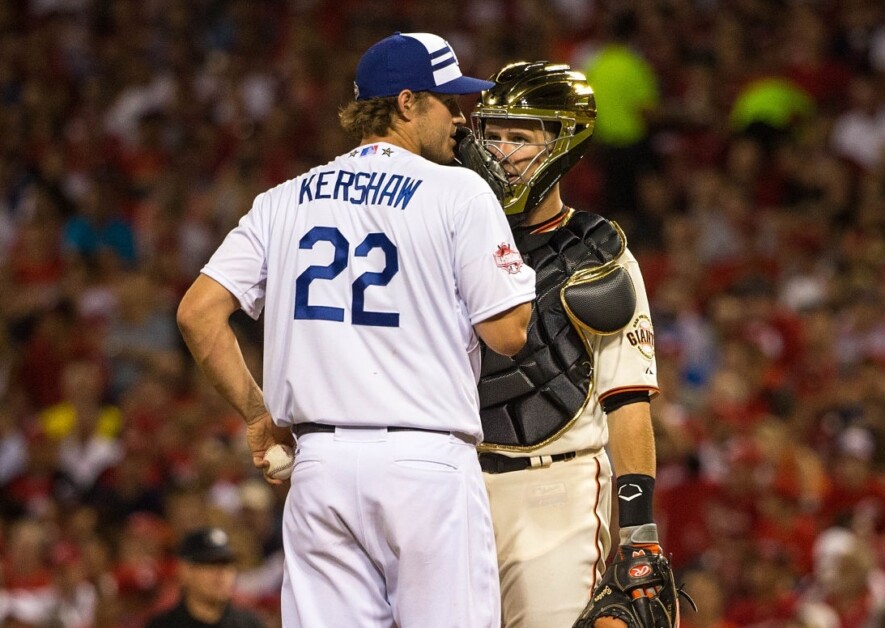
[471,61,596,215]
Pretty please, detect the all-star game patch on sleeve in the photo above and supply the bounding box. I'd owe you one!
[493,242,525,275]
[454,191,535,325]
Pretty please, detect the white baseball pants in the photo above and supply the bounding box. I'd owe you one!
[280,427,500,628]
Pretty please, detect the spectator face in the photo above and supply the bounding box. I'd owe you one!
[181,561,238,606]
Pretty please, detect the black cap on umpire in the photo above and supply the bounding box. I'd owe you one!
[177,527,236,565]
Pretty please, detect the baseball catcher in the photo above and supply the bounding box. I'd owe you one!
[459,61,696,628]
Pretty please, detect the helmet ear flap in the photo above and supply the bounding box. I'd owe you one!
[522,130,593,213]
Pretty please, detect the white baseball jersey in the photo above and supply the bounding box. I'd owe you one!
[202,142,536,442]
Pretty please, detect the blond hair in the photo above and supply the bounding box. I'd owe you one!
[338,92,429,139]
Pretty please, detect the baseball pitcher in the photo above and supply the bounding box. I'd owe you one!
[178,33,536,628]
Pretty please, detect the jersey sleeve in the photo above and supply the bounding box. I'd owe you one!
[200,192,269,320]
[452,189,536,324]
[594,248,659,401]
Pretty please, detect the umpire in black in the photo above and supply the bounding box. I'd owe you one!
[145,527,265,628]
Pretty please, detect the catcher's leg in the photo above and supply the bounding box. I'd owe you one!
[484,452,613,628]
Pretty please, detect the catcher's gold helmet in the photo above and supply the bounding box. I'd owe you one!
[472,61,596,216]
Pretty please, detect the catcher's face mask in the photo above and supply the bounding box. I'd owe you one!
[481,118,555,190]
[472,61,596,216]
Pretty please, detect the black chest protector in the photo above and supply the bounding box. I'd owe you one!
[478,211,636,451]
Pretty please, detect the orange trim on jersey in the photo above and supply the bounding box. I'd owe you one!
[528,206,574,234]
[590,454,604,592]
[597,386,659,402]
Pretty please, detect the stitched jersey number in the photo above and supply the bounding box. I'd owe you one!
[294,226,400,327]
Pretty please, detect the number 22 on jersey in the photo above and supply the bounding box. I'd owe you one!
[294,226,400,327]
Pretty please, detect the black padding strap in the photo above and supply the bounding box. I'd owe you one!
[479,451,577,474]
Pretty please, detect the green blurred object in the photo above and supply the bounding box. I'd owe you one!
[584,44,659,146]
[729,78,815,131]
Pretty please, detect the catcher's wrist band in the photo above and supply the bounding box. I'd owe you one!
[617,473,655,527]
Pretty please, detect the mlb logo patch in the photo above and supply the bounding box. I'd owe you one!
[494,243,524,274]
[359,145,378,157]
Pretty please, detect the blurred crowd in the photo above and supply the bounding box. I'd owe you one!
[0,0,882,626]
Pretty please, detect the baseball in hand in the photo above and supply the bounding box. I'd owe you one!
[263,443,294,480]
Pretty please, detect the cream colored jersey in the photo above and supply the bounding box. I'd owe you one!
[494,246,657,458]
[484,246,655,628]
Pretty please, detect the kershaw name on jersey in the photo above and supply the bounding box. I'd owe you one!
[202,142,535,441]
[299,169,424,210]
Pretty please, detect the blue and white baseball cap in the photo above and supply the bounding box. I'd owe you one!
[354,32,494,101]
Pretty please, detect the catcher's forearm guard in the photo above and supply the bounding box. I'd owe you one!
[572,545,696,628]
